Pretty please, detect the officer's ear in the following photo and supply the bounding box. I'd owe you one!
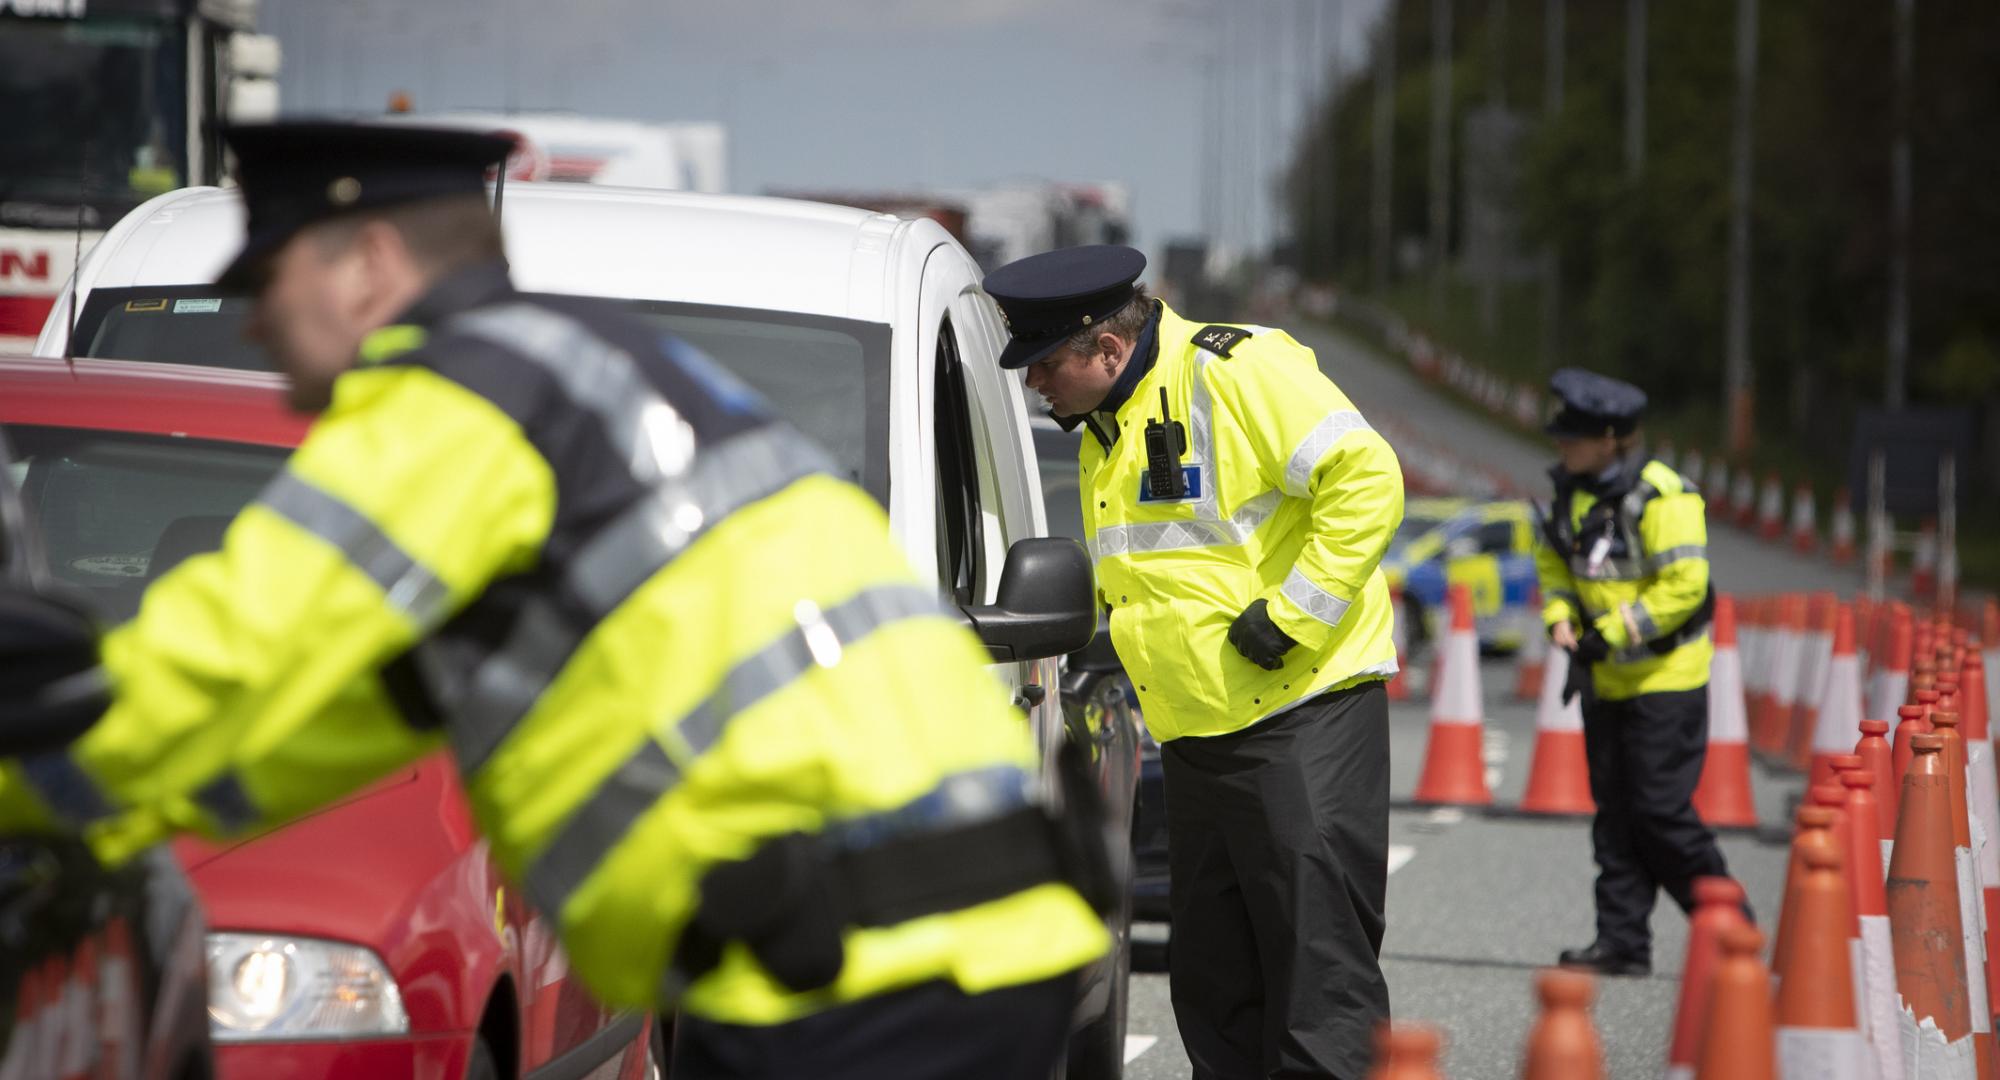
[1092,331,1127,367]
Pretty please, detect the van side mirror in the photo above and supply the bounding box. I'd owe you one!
[960,538,1096,663]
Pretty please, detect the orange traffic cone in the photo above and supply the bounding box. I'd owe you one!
[1856,595,1878,674]
[1788,484,1819,555]
[1519,649,1594,816]
[1741,598,1772,743]
[1414,582,1494,806]
[1872,609,1913,723]
[1696,924,1777,1080]
[1931,707,1995,1075]
[1857,719,1898,876]
[1775,843,1868,1079]
[1514,588,1550,702]
[1887,734,1979,1077]
[1962,648,2000,1045]
[1367,1023,1445,1080]
[1773,805,1841,984]
[1805,604,1865,790]
[1840,767,1904,1080]
[1758,595,1809,760]
[1666,877,1751,1080]
[1521,968,1605,1080]
[1894,703,1932,796]
[1696,595,1759,829]
[1387,582,1414,703]
[1830,488,1858,564]
[1788,593,1839,771]
[1983,601,1999,714]
[1758,473,1787,541]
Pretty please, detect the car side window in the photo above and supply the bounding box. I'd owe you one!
[934,316,984,606]
[1476,519,1515,555]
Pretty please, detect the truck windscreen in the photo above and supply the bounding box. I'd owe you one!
[0,15,189,228]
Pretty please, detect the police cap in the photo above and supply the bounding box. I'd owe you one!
[218,121,514,290]
[1545,367,1647,438]
[982,245,1146,370]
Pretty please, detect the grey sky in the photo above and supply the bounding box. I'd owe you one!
[261,0,1387,264]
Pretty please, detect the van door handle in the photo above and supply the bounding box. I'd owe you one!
[1013,684,1047,712]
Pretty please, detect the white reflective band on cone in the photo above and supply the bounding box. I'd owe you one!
[1898,1008,1976,1079]
[1861,915,1904,1080]
[1664,1067,1693,1080]
[1956,848,1991,1034]
[1882,839,1895,887]
[1778,1027,1870,1080]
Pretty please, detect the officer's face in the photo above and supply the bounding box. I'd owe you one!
[1554,433,1620,476]
[246,220,418,413]
[1022,343,1121,416]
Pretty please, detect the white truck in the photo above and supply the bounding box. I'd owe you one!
[0,0,280,354]
[389,111,729,194]
[36,181,1142,1078]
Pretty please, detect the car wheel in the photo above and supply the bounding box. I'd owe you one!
[465,1036,501,1080]
[1065,892,1132,1080]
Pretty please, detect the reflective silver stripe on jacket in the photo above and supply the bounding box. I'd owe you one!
[19,750,115,827]
[448,304,697,485]
[1281,410,1372,498]
[443,424,831,775]
[1628,604,1661,642]
[523,584,947,916]
[258,471,453,627]
[1644,544,1707,574]
[1279,567,1352,629]
[1613,628,1709,664]
[819,764,1036,853]
[1567,553,1648,582]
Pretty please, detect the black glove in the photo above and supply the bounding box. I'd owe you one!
[0,584,110,757]
[1573,628,1611,664]
[1561,647,1593,706]
[1227,599,1298,671]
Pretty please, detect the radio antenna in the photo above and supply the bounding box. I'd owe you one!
[63,141,87,366]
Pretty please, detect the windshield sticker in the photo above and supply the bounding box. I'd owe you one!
[70,554,147,579]
[173,298,222,314]
[123,299,168,313]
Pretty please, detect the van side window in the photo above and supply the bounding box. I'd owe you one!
[934,317,984,606]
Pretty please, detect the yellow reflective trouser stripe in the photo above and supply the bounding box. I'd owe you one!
[523,583,947,918]
[437,424,832,775]
[259,471,453,626]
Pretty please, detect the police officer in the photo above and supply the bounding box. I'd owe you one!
[986,246,1404,1079]
[0,123,1112,1080]
[1534,368,1736,977]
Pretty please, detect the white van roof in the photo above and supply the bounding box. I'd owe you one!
[48,183,917,342]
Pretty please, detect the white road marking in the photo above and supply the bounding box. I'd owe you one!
[1426,806,1465,826]
[1124,1035,1159,1064]
[1388,844,1417,876]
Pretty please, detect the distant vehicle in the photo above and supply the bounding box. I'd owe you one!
[0,357,653,1079]
[0,375,213,1080]
[387,111,729,193]
[1382,497,1539,652]
[0,0,280,353]
[953,182,1133,272]
[37,180,1139,1078]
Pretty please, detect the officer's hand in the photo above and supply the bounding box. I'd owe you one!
[1572,628,1611,665]
[1550,621,1578,651]
[1227,599,1298,671]
[1561,649,1592,707]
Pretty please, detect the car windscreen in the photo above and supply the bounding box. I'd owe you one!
[2,426,285,622]
[67,288,890,501]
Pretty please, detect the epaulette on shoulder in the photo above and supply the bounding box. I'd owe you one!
[1191,325,1252,358]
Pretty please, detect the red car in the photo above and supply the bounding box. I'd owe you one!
[0,356,654,1080]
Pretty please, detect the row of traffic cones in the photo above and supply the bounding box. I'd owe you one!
[1415,581,1759,829]
[1365,967,1607,1079]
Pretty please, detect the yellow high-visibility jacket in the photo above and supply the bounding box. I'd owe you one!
[0,266,1106,1026]
[1536,458,1714,701]
[1077,303,1404,740]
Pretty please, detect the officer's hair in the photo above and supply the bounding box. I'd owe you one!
[1060,284,1154,357]
[311,194,507,275]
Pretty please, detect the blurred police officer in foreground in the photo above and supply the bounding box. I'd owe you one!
[987,246,1404,1078]
[1534,369,1735,976]
[0,122,1113,1079]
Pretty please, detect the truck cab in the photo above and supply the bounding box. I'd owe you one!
[0,0,278,352]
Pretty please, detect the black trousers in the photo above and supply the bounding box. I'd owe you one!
[1580,685,1731,959]
[669,973,1077,1080]
[1161,682,1391,1080]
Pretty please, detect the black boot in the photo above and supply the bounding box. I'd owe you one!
[1557,941,1651,977]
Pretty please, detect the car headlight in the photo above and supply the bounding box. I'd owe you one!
[206,933,408,1041]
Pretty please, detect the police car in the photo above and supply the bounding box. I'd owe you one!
[1382,497,1539,652]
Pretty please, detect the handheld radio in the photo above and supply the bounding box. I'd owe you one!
[1143,387,1188,499]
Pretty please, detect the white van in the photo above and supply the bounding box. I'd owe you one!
[35,182,1140,1078]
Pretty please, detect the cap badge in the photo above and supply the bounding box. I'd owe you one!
[327,177,363,206]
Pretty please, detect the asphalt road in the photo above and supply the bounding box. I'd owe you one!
[1114,318,1851,1078]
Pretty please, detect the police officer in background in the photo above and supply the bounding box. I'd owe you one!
[1534,368,1736,977]
[0,122,1113,1079]
[986,246,1404,1079]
